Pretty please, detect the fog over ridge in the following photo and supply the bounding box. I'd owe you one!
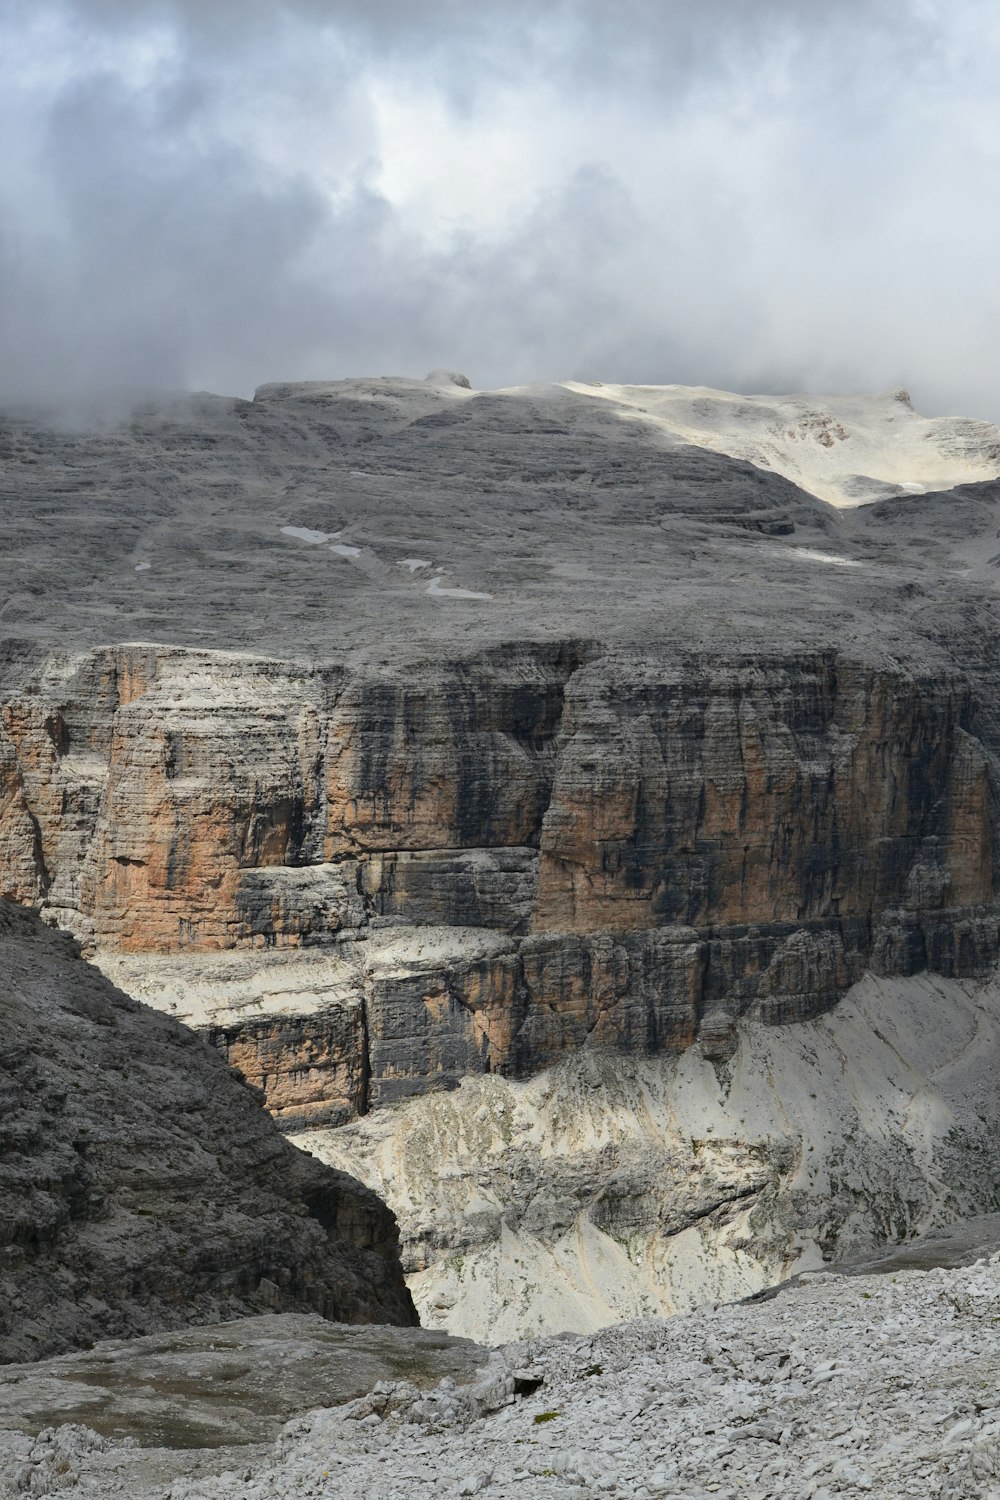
[1,0,998,417]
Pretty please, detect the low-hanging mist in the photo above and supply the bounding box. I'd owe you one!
[2,0,1000,416]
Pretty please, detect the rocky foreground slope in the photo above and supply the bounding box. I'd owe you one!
[0,899,415,1364]
[3,1240,1000,1498]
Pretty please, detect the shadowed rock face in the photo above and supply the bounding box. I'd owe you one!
[0,900,416,1365]
[4,378,1000,1125]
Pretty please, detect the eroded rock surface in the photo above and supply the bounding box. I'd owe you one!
[298,969,1000,1341]
[0,1316,488,1451]
[0,900,415,1365]
[5,1255,1000,1498]
[4,377,1000,1124]
[5,639,999,1125]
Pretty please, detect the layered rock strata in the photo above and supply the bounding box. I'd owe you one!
[4,377,1000,1133]
[1,639,997,1125]
[0,899,415,1365]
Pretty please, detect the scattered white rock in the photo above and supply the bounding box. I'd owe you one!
[279,525,335,544]
[426,575,493,600]
[22,1256,1000,1497]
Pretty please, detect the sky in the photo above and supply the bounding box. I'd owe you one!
[2,0,999,416]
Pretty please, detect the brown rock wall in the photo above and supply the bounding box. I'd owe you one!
[2,639,999,1121]
[78,662,333,951]
[535,653,993,933]
[207,1003,367,1130]
[324,645,580,856]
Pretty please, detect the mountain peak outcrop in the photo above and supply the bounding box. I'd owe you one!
[6,376,1000,1341]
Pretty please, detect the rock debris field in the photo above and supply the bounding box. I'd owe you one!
[5,1255,1000,1498]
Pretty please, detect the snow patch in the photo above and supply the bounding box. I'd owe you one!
[329,543,362,557]
[562,381,1000,507]
[788,547,864,567]
[401,558,432,572]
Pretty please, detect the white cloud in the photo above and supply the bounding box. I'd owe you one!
[1,0,999,417]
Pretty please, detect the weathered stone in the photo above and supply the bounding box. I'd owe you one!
[206,1002,367,1129]
[234,862,365,947]
[0,1316,492,1453]
[365,847,538,934]
[516,929,701,1068]
[0,640,998,1120]
[362,931,522,1107]
[535,654,993,934]
[77,655,334,952]
[324,646,581,856]
[94,946,368,1127]
[3,381,1000,1127]
[0,900,416,1365]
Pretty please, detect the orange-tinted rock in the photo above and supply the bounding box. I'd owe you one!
[77,655,334,951]
[207,1004,367,1130]
[535,653,993,932]
[1,640,998,1121]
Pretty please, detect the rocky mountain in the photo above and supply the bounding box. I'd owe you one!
[5,373,1000,1335]
[0,899,415,1365]
[561,381,1000,505]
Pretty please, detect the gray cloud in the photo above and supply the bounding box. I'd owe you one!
[2,0,999,417]
[48,0,927,94]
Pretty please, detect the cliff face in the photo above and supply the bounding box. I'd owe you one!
[0,898,416,1365]
[2,638,997,1125]
[4,377,1000,1134]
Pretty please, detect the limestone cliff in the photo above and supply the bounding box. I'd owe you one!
[0,900,416,1365]
[3,378,1000,1130]
[0,638,998,1126]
